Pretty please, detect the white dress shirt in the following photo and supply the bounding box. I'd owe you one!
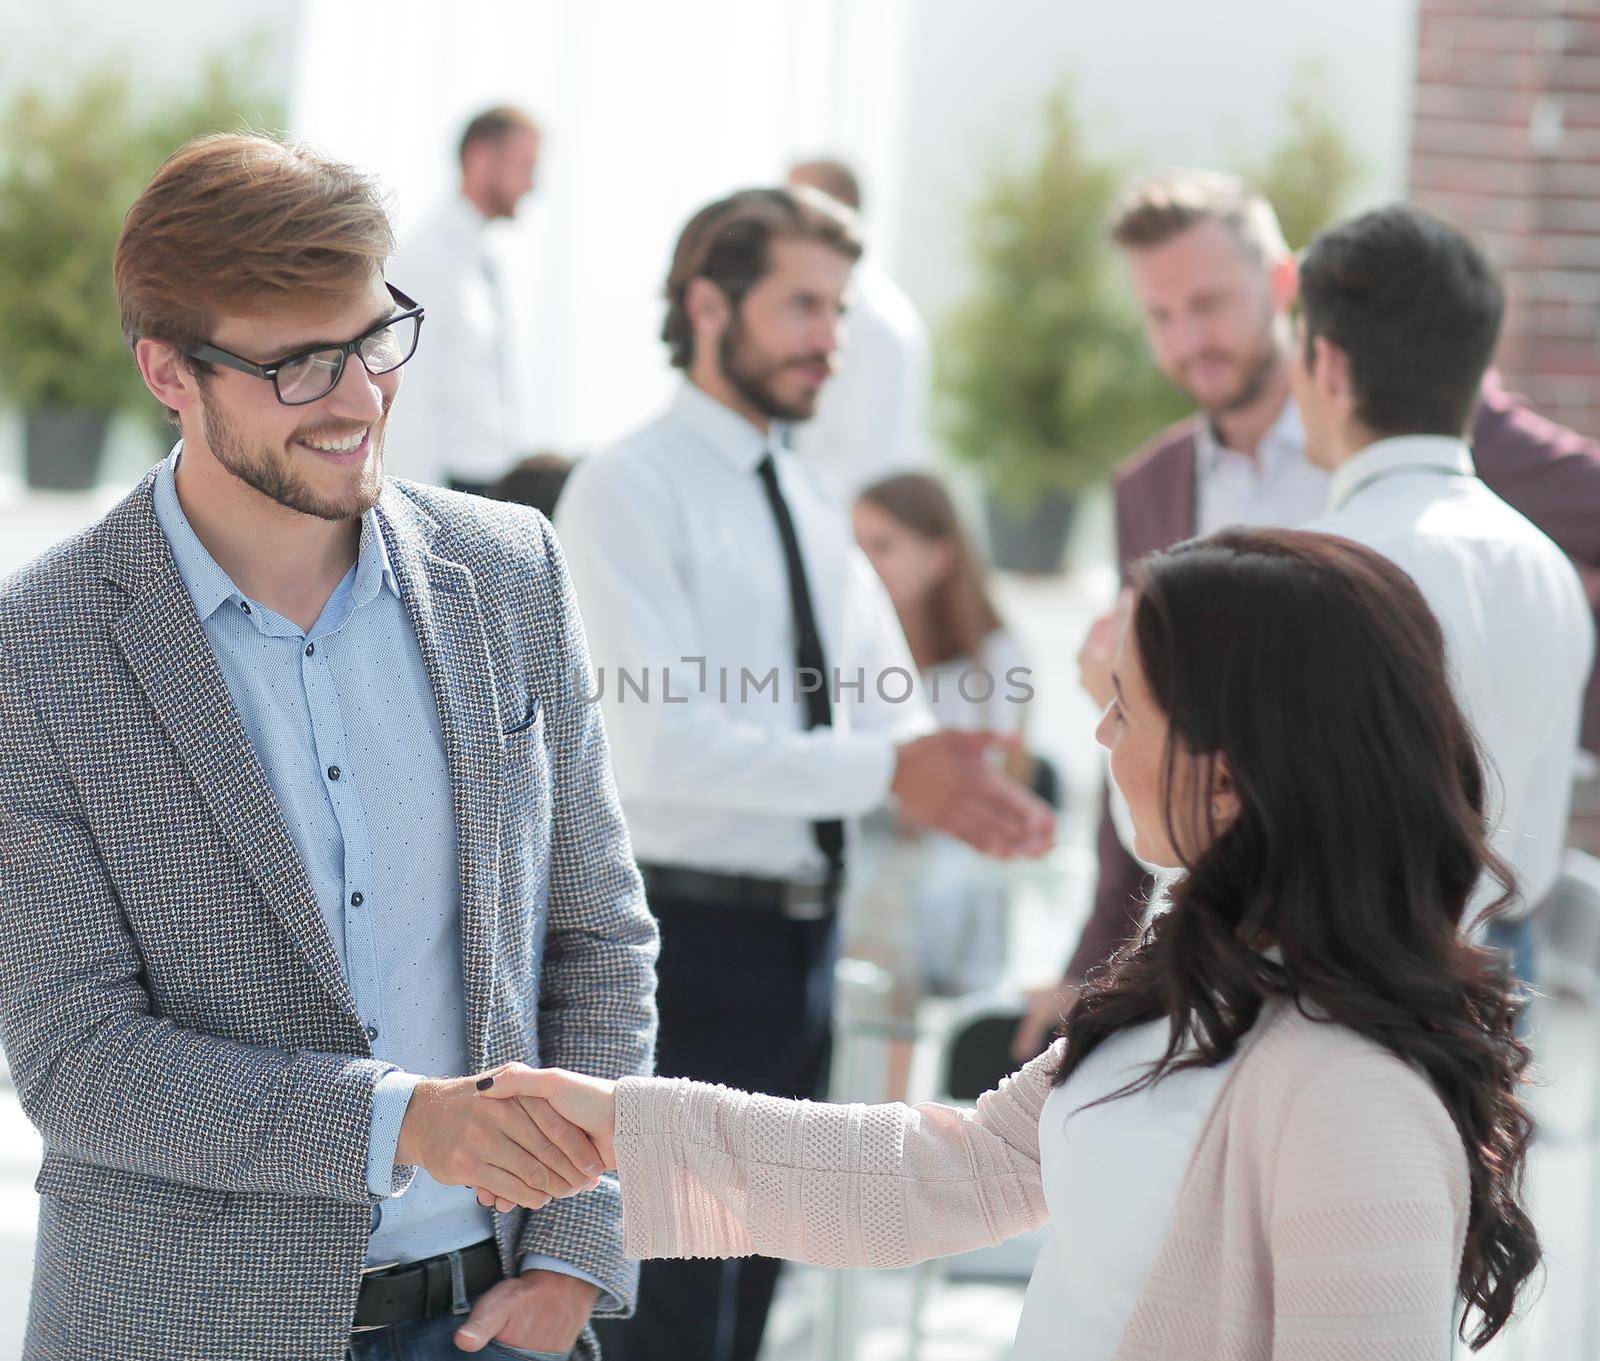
[1108,397,1338,868]
[385,194,522,486]
[1310,435,1594,913]
[790,259,931,503]
[1193,397,1330,535]
[555,382,935,880]
[1013,1018,1240,1359]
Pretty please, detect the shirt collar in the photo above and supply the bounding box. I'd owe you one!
[1194,396,1305,476]
[669,381,786,472]
[1328,434,1477,511]
[151,443,398,623]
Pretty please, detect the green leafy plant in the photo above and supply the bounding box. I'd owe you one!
[1239,59,1366,251]
[0,44,283,416]
[938,87,1189,509]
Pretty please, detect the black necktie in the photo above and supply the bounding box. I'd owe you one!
[756,451,845,880]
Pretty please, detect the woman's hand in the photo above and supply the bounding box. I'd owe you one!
[471,1063,619,1213]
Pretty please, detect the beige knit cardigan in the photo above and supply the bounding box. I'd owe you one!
[615,1001,1474,1358]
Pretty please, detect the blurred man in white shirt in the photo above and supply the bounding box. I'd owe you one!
[557,186,1052,1361]
[786,158,931,501]
[386,106,540,492]
[1295,204,1593,985]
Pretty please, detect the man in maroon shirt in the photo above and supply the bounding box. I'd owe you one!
[1015,170,1600,1058]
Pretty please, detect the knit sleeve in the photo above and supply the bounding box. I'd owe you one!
[612,1042,1055,1268]
[1268,1051,1471,1358]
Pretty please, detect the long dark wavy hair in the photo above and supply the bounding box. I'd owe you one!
[1054,527,1538,1348]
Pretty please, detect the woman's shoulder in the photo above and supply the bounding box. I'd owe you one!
[1244,1002,1442,1093]
[1234,1004,1467,1177]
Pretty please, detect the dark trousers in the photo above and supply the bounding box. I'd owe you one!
[595,891,839,1361]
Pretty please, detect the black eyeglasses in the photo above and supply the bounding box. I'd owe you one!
[184,284,425,406]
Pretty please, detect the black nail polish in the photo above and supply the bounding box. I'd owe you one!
[476,1076,495,1091]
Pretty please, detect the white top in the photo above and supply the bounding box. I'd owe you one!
[1193,397,1330,536]
[1013,1018,1240,1360]
[554,382,935,878]
[1310,435,1594,913]
[385,194,523,484]
[790,259,932,503]
[922,629,1030,737]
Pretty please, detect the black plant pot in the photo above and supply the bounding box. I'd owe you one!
[24,408,111,492]
[984,488,1077,574]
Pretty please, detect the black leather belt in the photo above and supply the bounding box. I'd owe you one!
[640,862,840,921]
[354,1238,502,1330]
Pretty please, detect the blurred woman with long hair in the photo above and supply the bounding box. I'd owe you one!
[485,527,1539,1356]
[851,472,1033,998]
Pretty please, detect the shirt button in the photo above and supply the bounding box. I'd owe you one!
[239,601,252,615]
[327,766,341,781]
[305,642,315,657]
[364,1025,379,1042]
[350,891,364,907]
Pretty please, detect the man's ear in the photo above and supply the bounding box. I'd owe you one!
[1271,251,1299,313]
[135,338,201,416]
[684,277,730,340]
[1311,334,1353,404]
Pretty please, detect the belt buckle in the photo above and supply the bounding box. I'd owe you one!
[782,877,831,921]
[351,1260,402,1334]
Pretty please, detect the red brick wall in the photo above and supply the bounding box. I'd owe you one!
[1410,1,1600,437]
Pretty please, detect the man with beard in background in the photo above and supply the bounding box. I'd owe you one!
[1014,169,1600,1060]
[556,186,1055,1361]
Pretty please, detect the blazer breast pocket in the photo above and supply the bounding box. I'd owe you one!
[502,694,543,737]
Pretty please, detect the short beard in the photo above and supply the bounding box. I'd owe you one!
[199,382,386,523]
[1195,300,1288,419]
[1213,339,1282,416]
[719,312,825,423]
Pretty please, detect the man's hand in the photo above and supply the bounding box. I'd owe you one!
[395,1069,606,1211]
[891,730,1055,858]
[454,1268,599,1355]
[470,1064,620,1215]
[1011,983,1079,1063]
[1077,588,1134,712]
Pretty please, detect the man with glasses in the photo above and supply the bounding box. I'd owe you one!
[0,133,657,1360]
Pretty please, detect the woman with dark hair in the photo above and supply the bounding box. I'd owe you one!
[477,527,1538,1356]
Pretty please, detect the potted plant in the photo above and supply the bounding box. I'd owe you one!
[0,48,283,491]
[938,87,1187,573]
[1239,59,1366,253]
[0,71,148,490]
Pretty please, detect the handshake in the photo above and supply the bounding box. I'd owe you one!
[395,1064,620,1211]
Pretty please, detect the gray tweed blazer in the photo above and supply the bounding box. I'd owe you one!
[0,469,659,1360]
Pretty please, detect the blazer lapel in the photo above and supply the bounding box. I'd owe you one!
[378,490,504,1073]
[1167,432,1199,545]
[1117,425,1200,579]
[105,481,360,1023]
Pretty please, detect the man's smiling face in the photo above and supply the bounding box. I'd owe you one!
[189,274,404,521]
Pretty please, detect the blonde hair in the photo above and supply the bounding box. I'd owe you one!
[1107,170,1289,265]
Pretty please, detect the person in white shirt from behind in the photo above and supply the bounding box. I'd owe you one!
[384,106,540,493]
[555,185,1053,1361]
[785,158,932,502]
[1294,203,1593,983]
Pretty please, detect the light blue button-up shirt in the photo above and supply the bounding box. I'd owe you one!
[151,448,594,1291]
